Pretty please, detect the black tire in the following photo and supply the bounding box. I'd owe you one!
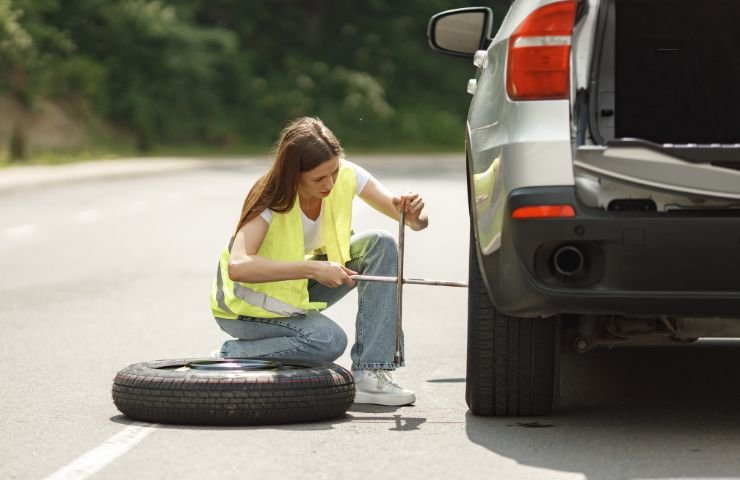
[466,234,558,416]
[112,358,355,426]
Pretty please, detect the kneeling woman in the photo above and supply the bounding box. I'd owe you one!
[210,117,428,406]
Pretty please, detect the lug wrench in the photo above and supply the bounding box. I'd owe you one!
[352,210,468,364]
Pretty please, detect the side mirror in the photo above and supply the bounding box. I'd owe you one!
[427,7,494,58]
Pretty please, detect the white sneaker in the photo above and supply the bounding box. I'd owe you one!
[353,369,416,406]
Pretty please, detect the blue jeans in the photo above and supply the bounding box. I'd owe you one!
[215,229,404,370]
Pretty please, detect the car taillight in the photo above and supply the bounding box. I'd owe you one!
[506,0,577,100]
[512,205,576,219]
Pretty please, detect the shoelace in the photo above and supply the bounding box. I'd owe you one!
[373,369,402,391]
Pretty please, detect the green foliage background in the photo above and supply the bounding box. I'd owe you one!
[0,0,510,154]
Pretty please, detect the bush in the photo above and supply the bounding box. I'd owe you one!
[0,0,512,154]
[9,122,28,161]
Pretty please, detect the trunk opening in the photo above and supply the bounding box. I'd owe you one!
[590,0,740,146]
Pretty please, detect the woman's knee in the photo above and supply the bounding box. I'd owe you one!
[371,229,396,247]
[357,229,397,258]
[304,316,348,362]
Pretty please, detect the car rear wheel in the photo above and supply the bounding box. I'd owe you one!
[466,233,559,416]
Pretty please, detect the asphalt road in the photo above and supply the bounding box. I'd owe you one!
[1,155,740,480]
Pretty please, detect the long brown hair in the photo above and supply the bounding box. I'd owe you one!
[234,117,343,234]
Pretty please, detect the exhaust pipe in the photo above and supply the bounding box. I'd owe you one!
[553,245,586,276]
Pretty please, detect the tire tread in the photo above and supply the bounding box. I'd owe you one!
[466,233,557,416]
[112,360,355,425]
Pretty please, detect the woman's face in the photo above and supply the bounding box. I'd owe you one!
[298,156,340,201]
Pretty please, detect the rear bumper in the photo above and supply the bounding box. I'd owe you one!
[480,186,740,317]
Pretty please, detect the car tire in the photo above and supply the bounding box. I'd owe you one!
[466,233,559,416]
[112,358,355,426]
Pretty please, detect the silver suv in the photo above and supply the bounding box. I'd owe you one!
[428,0,740,416]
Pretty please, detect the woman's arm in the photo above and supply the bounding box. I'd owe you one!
[358,177,429,231]
[227,215,356,287]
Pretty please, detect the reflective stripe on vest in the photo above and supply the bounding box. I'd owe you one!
[214,262,304,317]
[214,262,233,315]
[210,161,356,319]
[233,279,305,316]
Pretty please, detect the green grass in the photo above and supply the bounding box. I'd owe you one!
[0,139,463,168]
[344,142,463,154]
[149,138,463,157]
[148,142,273,158]
[0,146,136,168]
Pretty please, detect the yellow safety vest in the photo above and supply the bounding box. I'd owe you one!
[211,162,356,319]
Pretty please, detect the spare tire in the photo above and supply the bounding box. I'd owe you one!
[112,358,355,426]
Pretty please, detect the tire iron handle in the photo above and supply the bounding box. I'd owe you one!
[395,209,405,365]
[351,275,468,288]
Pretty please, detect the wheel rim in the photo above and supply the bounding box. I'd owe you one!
[185,359,286,371]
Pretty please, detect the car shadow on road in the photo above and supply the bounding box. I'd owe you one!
[465,341,740,480]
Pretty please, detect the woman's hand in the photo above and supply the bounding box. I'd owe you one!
[357,178,429,231]
[393,192,429,231]
[311,261,357,288]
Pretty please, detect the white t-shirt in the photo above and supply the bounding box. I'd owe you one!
[259,160,372,254]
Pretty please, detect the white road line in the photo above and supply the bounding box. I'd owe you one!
[75,209,100,223]
[42,422,158,480]
[4,224,37,237]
